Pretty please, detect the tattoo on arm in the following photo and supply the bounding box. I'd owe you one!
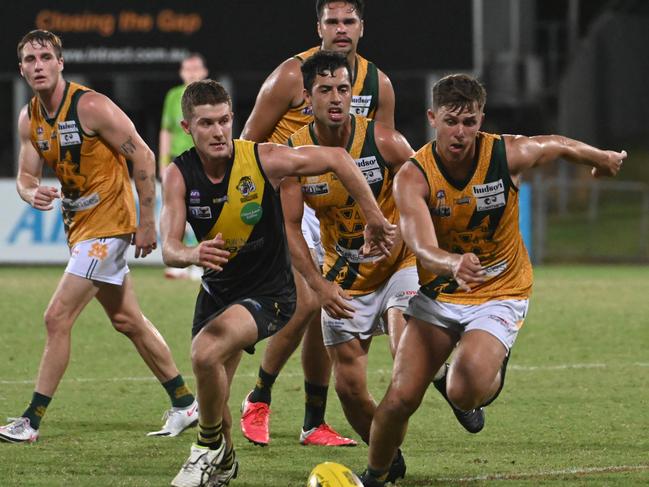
[120,137,137,155]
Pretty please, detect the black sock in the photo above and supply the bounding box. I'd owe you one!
[249,367,277,405]
[21,392,52,430]
[196,422,223,450]
[221,443,236,469]
[162,375,195,408]
[303,381,328,430]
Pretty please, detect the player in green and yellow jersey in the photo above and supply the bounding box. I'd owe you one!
[361,74,626,486]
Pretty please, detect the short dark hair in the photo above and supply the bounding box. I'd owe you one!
[18,30,63,62]
[181,79,231,120]
[316,0,364,20]
[301,51,352,93]
[432,74,487,112]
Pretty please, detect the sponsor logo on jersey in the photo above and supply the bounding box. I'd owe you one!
[58,121,81,147]
[431,189,451,217]
[334,243,380,264]
[351,95,372,116]
[237,176,258,202]
[303,182,329,195]
[472,179,506,211]
[240,201,263,225]
[455,196,471,205]
[189,206,212,219]
[61,193,100,212]
[483,260,508,277]
[355,156,383,184]
[37,140,50,152]
[301,106,313,116]
[212,195,228,204]
[189,189,201,204]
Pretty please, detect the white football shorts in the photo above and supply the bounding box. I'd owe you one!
[65,235,131,285]
[322,266,418,346]
[405,292,529,351]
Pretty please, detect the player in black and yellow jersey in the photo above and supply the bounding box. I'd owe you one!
[361,74,626,486]
[240,0,395,448]
[0,30,198,445]
[161,79,395,487]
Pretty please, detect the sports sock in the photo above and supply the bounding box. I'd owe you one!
[249,367,277,404]
[366,466,389,482]
[162,375,195,408]
[220,443,236,469]
[21,391,52,430]
[303,381,328,430]
[196,421,223,450]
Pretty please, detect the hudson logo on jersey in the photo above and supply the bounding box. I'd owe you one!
[472,179,506,211]
[58,120,81,147]
[351,95,372,116]
[303,182,329,195]
[355,156,383,184]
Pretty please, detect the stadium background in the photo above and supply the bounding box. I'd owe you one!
[0,0,647,264]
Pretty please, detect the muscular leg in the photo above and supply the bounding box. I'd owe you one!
[35,273,99,397]
[261,269,319,375]
[96,274,179,382]
[447,330,508,411]
[301,309,330,385]
[328,338,374,443]
[368,318,457,473]
[383,307,407,358]
[193,305,258,429]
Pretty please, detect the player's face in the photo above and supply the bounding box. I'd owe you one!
[180,57,208,85]
[317,2,364,56]
[182,103,234,161]
[429,102,484,163]
[306,67,352,128]
[19,41,63,93]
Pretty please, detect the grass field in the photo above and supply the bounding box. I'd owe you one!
[0,265,647,486]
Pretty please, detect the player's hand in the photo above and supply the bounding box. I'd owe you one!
[591,149,626,177]
[133,220,157,258]
[451,253,486,292]
[31,186,59,211]
[193,233,230,272]
[315,278,355,320]
[361,215,396,259]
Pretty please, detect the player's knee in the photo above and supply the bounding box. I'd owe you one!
[43,304,73,335]
[334,374,366,404]
[446,379,481,411]
[110,312,139,335]
[191,340,223,372]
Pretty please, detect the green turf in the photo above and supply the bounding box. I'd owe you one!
[0,265,647,486]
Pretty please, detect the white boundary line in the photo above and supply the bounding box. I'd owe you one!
[434,464,649,482]
[1,362,648,385]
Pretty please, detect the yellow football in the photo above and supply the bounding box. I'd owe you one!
[307,462,363,487]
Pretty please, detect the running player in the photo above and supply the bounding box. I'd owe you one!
[240,0,395,447]
[0,30,198,444]
[283,51,416,483]
[162,79,395,487]
[360,74,626,486]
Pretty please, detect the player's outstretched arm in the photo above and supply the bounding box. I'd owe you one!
[394,161,485,292]
[505,134,626,181]
[241,59,304,142]
[280,177,354,319]
[78,91,157,258]
[160,165,230,272]
[259,143,396,256]
[16,106,59,210]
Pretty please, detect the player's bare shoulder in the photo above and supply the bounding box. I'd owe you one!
[372,120,414,170]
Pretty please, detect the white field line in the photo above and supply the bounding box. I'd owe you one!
[434,464,649,483]
[1,362,648,385]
